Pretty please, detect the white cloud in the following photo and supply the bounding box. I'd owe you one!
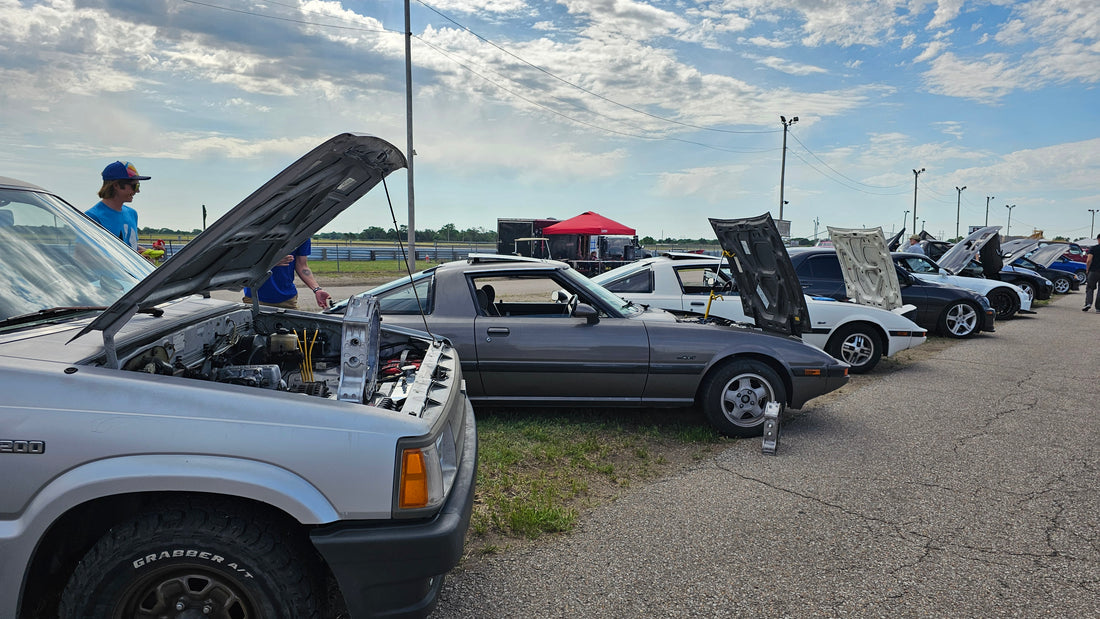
[752,55,828,75]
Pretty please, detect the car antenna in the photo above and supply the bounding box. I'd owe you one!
[381,177,434,338]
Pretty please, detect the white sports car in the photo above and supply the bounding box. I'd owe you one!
[594,252,927,374]
[891,226,1033,320]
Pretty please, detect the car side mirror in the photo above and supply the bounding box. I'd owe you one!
[573,303,599,325]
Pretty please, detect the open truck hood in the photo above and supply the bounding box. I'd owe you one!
[708,214,810,337]
[75,133,406,342]
[827,227,903,311]
[937,225,1003,277]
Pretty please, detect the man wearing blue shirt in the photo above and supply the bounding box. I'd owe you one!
[86,161,150,251]
[243,240,331,310]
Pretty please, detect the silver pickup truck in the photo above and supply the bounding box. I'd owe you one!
[0,134,477,619]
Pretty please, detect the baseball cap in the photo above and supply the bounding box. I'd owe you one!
[102,161,151,182]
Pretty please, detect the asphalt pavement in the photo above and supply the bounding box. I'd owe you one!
[432,295,1100,618]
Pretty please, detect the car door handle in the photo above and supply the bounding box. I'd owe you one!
[689,301,705,306]
[486,327,510,336]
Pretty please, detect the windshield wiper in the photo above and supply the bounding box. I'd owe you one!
[0,306,108,329]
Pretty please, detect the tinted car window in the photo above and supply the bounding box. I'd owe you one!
[799,254,842,279]
[601,264,654,293]
[897,255,938,273]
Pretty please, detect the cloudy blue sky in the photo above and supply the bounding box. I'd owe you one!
[2,0,1098,242]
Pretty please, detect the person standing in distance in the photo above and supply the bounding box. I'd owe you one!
[86,161,150,251]
[243,240,331,310]
[1082,233,1100,312]
[905,234,925,255]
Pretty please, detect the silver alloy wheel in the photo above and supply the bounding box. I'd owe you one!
[1053,277,1072,294]
[838,332,874,367]
[945,302,979,336]
[719,372,775,429]
[1017,282,1035,301]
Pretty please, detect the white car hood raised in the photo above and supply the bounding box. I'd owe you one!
[827,227,903,311]
[1002,240,1068,268]
[937,225,1003,275]
[75,133,406,342]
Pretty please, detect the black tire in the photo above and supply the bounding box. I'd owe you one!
[987,288,1020,320]
[825,323,882,374]
[938,301,981,338]
[59,499,325,619]
[700,359,786,437]
[1052,276,1072,294]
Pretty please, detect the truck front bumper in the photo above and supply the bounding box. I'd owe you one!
[310,402,478,619]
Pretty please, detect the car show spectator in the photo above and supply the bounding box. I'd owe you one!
[1083,233,1100,312]
[86,161,151,251]
[905,234,925,255]
[243,241,331,309]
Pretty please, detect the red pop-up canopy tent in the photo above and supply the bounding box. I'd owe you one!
[541,211,635,236]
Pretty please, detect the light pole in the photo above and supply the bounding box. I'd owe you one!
[1005,204,1016,236]
[912,168,925,233]
[1090,209,1098,238]
[985,195,994,227]
[779,115,798,223]
[955,186,966,240]
[902,209,909,233]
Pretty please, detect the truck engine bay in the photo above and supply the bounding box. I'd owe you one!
[114,296,440,412]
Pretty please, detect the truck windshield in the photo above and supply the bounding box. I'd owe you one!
[0,187,153,322]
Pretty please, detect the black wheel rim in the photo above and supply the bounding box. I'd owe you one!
[114,566,257,619]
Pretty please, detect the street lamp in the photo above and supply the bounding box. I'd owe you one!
[985,196,994,227]
[1005,204,1016,236]
[902,209,909,233]
[955,186,966,240]
[912,168,925,233]
[1089,209,1098,238]
[779,115,798,223]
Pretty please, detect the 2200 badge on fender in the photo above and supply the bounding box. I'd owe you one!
[0,440,45,454]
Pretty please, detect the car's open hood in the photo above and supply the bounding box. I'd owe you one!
[76,133,406,342]
[826,227,903,310]
[937,225,1003,276]
[708,215,809,337]
[885,228,905,252]
[1005,240,1068,268]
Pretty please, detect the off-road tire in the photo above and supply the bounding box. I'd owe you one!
[59,498,326,619]
[700,359,786,437]
[825,323,882,374]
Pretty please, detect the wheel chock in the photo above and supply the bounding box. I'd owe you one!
[761,402,781,455]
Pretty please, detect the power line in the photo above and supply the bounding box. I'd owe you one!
[416,1,779,136]
[787,133,904,190]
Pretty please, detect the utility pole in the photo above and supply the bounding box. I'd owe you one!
[912,168,925,233]
[955,186,966,240]
[403,0,417,273]
[813,216,820,241]
[1090,209,1098,238]
[779,115,798,223]
[1005,204,1016,237]
[985,196,994,227]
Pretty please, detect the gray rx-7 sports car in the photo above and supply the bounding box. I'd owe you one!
[330,215,849,437]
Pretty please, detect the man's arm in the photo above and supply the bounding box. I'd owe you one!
[295,255,331,308]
